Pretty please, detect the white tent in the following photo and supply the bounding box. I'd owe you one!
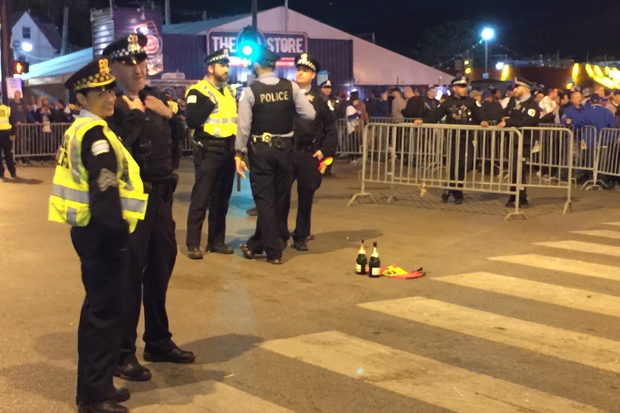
[190,6,450,86]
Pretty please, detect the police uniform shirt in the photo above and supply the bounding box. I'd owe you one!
[504,94,540,128]
[78,110,125,230]
[107,85,181,178]
[294,87,338,158]
[235,72,316,153]
[424,95,486,125]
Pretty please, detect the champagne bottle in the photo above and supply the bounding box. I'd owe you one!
[368,242,381,278]
[356,239,367,275]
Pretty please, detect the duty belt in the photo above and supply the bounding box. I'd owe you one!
[251,132,294,149]
[251,132,293,143]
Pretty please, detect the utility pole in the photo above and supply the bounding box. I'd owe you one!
[1,0,13,104]
[61,7,69,55]
[164,0,170,25]
[251,0,257,29]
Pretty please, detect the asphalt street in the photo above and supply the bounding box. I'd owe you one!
[1,158,619,413]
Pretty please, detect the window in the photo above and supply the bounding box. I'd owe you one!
[22,27,31,39]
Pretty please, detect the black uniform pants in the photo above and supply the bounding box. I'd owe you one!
[509,145,528,202]
[0,131,16,176]
[186,140,235,247]
[447,133,474,199]
[120,186,177,363]
[246,142,293,260]
[287,149,322,242]
[71,223,128,405]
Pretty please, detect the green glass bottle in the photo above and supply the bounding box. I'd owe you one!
[368,242,381,278]
[356,239,367,275]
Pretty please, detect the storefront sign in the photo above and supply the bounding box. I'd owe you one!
[207,31,307,59]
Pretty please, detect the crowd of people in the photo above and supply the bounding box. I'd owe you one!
[328,82,620,132]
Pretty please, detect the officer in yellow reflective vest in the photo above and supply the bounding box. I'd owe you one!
[184,48,238,259]
[48,57,147,413]
[0,97,16,179]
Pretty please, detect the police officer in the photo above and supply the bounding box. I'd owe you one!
[0,95,16,179]
[235,46,315,264]
[185,48,237,259]
[287,53,337,251]
[415,76,488,204]
[497,77,540,207]
[103,34,194,384]
[49,57,148,413]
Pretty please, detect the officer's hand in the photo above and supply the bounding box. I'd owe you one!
[9,135,15,142]
[122,95,145,113]
[496,121,506,128]
[312,150,324,161]
[414,119,423,125]
[145,96,173,119]
[480,121,489,127]
[235,157,249,179]
[566,118,572,125]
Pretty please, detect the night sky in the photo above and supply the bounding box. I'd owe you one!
[141,0,619,62]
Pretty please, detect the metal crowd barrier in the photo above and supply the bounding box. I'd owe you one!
[522,127,573,214]
[336,117,417,158]
[14,123,71,160]
[348,123,530,220]
[573,125,598,189]
[596,128,620,186]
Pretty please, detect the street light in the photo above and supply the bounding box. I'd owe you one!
[481,27,495,79]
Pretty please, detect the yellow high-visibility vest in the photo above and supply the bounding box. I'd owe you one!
[168,100,179,114]
[48,117,148,232]
[0,105,11,131]
[186,80,237,138]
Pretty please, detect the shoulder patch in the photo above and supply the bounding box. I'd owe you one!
[91,140,110,156]
[527,108,536,117]
[187,95,198,104]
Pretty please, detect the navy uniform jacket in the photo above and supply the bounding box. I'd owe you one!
[504,95,540,128]
[424,95,486,125]
[294,87,338,158]
[503,95,540,149]
[107,86,184,179]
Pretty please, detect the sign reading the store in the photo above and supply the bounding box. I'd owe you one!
[207,31,307,59]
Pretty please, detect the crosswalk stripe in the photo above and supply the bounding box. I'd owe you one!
[602,222,620,227]
[535,240,620,257]
[571,230,620,240]
[358,297,620,374]
[127,381,296,413]
[260,331,605,413]
[488,254,620,282]
[434,272,620,318]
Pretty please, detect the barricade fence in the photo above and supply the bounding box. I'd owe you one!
[336,117,416,158]
[596,128,620,185]
[349,122,577,219]
[13,123,71,160]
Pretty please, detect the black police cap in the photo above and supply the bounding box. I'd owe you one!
[205,48,231,65]
[255,46,280,67]
[451,76,470,86]
[295,53,320,73]
[64,57,116,92]
[513,77,536,90]
[102,33,148,65]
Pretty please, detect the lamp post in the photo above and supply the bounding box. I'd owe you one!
[481,27,495,80]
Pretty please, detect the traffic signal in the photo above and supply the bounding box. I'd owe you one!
[464,59,472,75]
[14,60,29,75]
[236,26,262,67]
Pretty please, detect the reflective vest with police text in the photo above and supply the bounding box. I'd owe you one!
[186,80,237,137]
[48,117,148,232]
